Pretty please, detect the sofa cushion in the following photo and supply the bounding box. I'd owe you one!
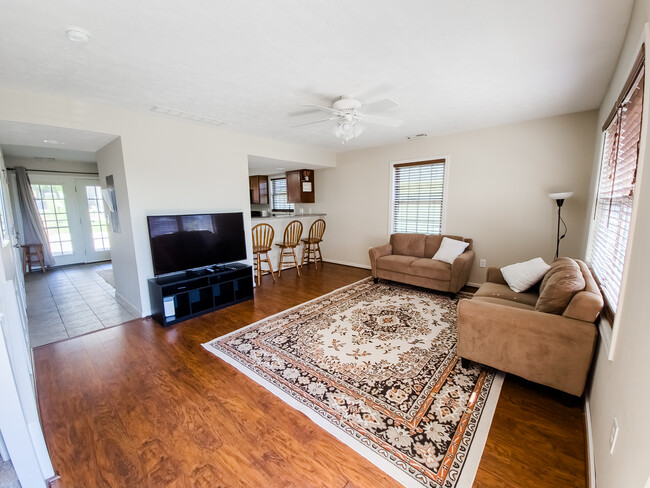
[536,258,586,315]
[474,282,539,308]
[432,237,469,264]
[390,233,425,257]
[376,255,420,274]
[408,258,452,281]
[501,257,550,293]
[424,234,468,258]
[472,296,536,311]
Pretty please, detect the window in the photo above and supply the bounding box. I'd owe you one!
[392,159,446,234]
[271,178,294,211]
[588,50,645,314]
[31,184,73,256]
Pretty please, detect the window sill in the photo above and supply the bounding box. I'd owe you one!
[597,315,613,359]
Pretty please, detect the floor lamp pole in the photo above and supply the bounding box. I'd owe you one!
[555,199,564,259]
[548,191,572,260]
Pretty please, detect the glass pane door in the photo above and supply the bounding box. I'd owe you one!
[76,179,111,263]
[28,175,86,267]
[31,183,73,256]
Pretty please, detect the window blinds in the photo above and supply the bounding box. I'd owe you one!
[271,178,293,211]
[589,63,644,313]
[392,160,446,234]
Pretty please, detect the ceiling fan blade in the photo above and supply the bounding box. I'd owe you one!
[362,98,399,113]
[288,107,323,117]
[301,103,339,114]
[291,117,338,128]
[360,113,403,127]
[354,83,395,103]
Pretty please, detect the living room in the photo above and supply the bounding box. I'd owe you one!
[0,1,648,487]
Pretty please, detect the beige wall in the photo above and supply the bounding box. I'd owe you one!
[584,3,650,488]
[0,86,337,315]
[317,111,597,284]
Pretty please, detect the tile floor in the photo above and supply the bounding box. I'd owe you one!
[25,262,137,347]
[0,460,19,488]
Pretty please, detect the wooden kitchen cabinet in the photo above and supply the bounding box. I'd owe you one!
[286,169,315,203]
[249,175,269,204]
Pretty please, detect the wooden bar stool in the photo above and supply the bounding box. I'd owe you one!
[251,223,276,286]
[301,219,326,269]
[22,243,46,273]
[276,220,303,277]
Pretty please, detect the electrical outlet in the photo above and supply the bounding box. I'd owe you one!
[609,417,619,454]
[479,259,486,268]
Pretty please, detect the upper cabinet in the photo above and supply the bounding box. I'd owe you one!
[249,175,269,204]
[286,169,315,203]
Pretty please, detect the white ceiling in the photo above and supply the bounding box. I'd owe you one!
[0,0,634,153]
[0,120,117,162]
[248,155,330,176]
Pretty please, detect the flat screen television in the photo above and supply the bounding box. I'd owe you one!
[147,212,246,276]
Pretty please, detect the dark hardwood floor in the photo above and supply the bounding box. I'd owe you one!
[33,263,587,487]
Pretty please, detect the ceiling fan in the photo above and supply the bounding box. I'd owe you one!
[292,95,403,143]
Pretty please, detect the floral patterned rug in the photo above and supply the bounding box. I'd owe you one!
[203,278,503,488]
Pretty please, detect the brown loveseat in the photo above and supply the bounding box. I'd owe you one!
[457,258,602,396]
[369,233,475,293]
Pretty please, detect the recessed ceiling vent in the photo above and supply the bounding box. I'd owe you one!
[407,133,428,141]
[150,106,226,126]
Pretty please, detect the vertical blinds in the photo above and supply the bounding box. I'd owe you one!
[589,62,645,313]
[271,178,293,211]
[392,159,446,234]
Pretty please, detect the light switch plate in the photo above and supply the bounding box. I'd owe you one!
[479,259,486,268]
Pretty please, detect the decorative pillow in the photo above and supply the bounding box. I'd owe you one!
[535,258,586,314]
[432,237,469,264]
[501,257,550,293]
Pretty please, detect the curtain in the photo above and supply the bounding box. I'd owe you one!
[14,167,55,267]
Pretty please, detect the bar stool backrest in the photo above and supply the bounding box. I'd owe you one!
[252,223,274,251]
[308,219,326,242]
[283,220,303,247]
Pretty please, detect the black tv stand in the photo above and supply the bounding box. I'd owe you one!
[148,262,253,327]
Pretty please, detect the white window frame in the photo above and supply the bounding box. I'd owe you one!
[270,177,294,212]
[388,156,450,237]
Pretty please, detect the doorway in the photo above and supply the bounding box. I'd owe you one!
[29,174,110,266]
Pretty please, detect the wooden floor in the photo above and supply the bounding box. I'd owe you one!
[33,264,587,487]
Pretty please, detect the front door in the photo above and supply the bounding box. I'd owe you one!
[76,179,111,263]
[29,175,111,266]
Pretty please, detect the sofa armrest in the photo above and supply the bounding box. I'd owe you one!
[486,267,507,285]
[449,250,475,293]
[457,298,597,396]
[368,243,392,278]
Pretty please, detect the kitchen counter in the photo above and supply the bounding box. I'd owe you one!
[251,213,326,220]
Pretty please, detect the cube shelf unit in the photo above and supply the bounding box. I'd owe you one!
[148,263,253,327]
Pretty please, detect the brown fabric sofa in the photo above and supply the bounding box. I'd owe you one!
[457,258,603,396]
[368,233,475,293]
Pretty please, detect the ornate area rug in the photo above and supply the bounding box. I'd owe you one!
[203,278,503,488]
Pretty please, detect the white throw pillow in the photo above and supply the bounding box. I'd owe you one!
[501,257,551,293]
[432,237,470,264]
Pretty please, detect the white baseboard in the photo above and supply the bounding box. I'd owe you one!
[115,292,142,318]
[584,392,596,488]
[466,281,481,288]
[323,259,371,270]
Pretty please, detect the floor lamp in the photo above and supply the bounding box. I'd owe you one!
[548,192,573,259]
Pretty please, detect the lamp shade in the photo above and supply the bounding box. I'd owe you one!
[548,192,574,200]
